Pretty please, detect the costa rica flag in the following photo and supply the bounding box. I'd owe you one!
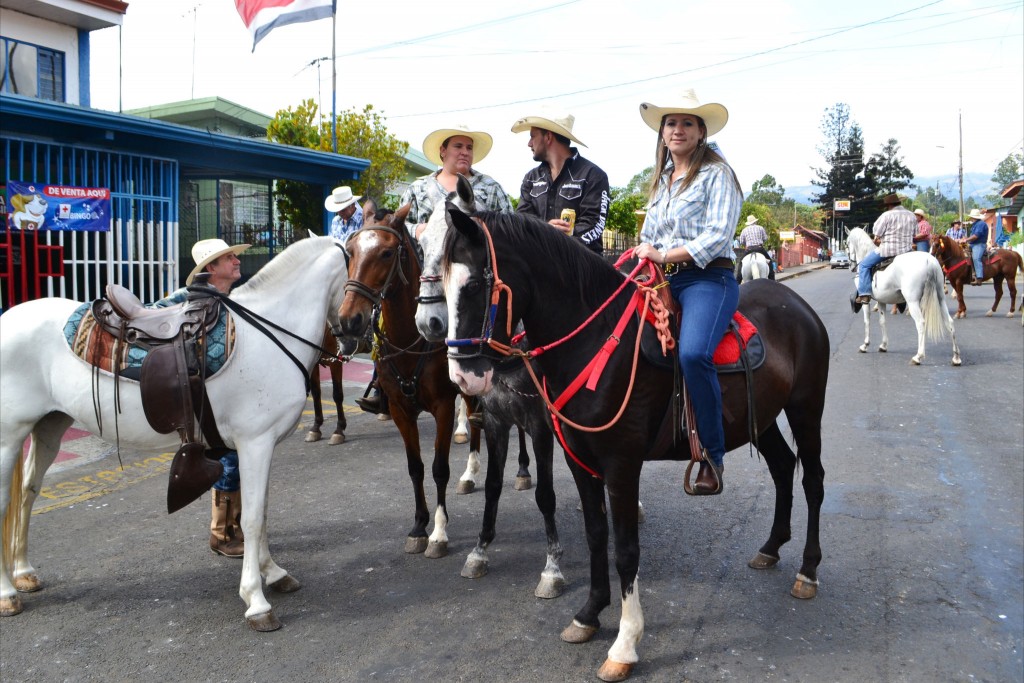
[234,0,335,50]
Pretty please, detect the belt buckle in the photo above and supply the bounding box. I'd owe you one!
[662,262,679,276]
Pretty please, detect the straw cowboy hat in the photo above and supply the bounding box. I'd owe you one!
[914,208,926,217]
[745,215,759,226]
[324,186,361,213]
[187,238,250,285]
[639,88,729,137]
[422,125,493,167]
[510,112,587,147]
[967,208,986,220]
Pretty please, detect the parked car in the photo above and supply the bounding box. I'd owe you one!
[830,250,850,269]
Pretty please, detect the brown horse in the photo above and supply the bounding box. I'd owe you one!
[336,209,482,558]
[305,325,348,445]
[442,209,829,681]
[931,235,1023,318]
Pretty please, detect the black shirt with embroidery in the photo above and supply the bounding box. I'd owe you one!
[516,149,610,253]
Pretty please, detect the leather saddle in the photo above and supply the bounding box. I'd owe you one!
[92,275,228,514]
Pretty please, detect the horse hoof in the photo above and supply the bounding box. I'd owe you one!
[13,573,42,593]
[561,620,598,643]
[952,357,962,367]
[1007,312,1014,318]
[791,574,819,600]
[304,431,322,443]
[461,558,488,579]
[597,659,634,682]
[453,432,469,445]
[910,357,922,366]
[425,541,448,559]
[405,536,428,554]
[534,575,565,599]
[858,346,868,354]
[985,311,994,317]
[328,432,346,446]
[456,479,475,495]
[246,610,282,632]
[514,475,532,491]
[0,596,24,617]
[269,575,301,593]
[747,552,780,570]
[878,346,887,353]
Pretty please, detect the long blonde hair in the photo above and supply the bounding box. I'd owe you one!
[646,115,740,203]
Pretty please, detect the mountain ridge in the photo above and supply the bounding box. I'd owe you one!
[782,172,995,205]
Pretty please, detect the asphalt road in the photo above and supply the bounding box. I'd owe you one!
[1,267,1021,683]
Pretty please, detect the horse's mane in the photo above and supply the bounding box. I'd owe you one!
[234,236,335,299]
[456,211,622,308]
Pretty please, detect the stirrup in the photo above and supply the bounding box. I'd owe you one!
[683,459,723,496]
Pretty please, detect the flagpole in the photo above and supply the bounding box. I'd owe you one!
[331,2,337,153]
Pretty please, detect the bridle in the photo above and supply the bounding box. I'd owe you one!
[343,226,410,305]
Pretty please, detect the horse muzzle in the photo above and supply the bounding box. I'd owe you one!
[448,358,493,396]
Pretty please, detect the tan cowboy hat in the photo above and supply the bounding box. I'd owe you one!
[187,238,250,285]
[324,186,361,212]
[745,215,759,226]
[639,88,729,137]
[422,125,493,167]
[510,112,587,147]
[914,208,926,217]
[881,193,902,206]
[967,208,986,220]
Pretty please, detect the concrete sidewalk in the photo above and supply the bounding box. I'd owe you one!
[777,260,830,281]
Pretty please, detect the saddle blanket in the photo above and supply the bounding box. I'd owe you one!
[64,302,235,378]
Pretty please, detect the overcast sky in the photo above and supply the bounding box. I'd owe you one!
[88,0,1023,200]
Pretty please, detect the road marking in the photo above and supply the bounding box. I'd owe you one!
[34,453,174,514]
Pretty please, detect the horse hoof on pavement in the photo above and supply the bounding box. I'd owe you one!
[561,620,598,643]
[986,310,994,317]
[1006,312,1015,318]
[269,575,301,593]
[246,610,282,632]
[514,475,532,491]
[747,551,780,570]
[534,574,565,599]
[328,432,346,445]
[597,659,634,682]
[878,346,887,353]
[910,355,922,365]
[304,430,322,443]
[791,574,819,600]
[405,536,428,554]
[858,345,868,354]
[461,557,488,579]
[952,355,962,366]
[425,541,448,559]
[0,595,24,616]
[456,479,475,495]
[13,573,42,593]
[453,432,469,444]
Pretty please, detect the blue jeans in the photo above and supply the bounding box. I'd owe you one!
[213,450,239,491]
[857,250,883,296]
[970,243,985,279]
[669,266,740,468]
[916,241,929,252]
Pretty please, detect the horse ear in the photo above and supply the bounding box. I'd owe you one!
[391,203,412,230]
[307,229,318,239]
[844,227,850,236]
[455,173,474,207]
[446,204,484,244]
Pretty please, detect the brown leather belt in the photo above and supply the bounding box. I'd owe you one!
[664,256,734,275]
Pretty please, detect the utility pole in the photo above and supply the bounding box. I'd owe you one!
[958,110,964,221]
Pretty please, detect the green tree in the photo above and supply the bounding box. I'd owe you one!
[606,167,654,237]
[748,174,786,206]
[810,103,877,230]
[266,99,409,237]
[866,138,914,195]
[986,152,1023,205]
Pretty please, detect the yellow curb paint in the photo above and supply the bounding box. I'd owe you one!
[33,452,174,514]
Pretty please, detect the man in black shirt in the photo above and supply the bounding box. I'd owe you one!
[512,113,610,254]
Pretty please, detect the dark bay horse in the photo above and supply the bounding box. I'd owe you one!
[931,235,1023,318]
[441,209,829,682]
[306,324,348,445]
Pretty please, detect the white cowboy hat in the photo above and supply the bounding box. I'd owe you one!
[422,125,493,167]
[510,112,587,147]
[187,238,250,285]
[324,186,361,212]
[639,88,729,137]
[745,215,759,226]
[967,208,986,220]
[914,209,926,217]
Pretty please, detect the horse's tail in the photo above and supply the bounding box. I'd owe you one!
[2,450,27,571]
[1012,250,1024,278]
[920,260,950,342]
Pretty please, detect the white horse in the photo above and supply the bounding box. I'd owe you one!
[845,227,962,366]
[741,252,770,281]
[0,236,349,630]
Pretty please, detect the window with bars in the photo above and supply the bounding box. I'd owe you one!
[0,37,65,102]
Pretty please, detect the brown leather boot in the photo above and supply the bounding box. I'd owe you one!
[209,490,244,558]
